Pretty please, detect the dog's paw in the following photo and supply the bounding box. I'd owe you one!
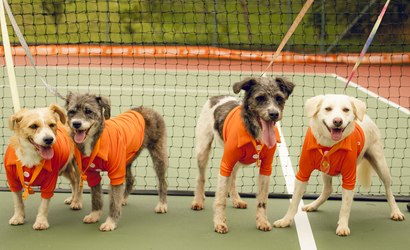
[273,217,292,228]
[155,202,168,214]
[70,200,83,210]
[83,211,102,224]
[64,196,73,205]
[232,199,247,209]
[191,200,204,211]
[214,223,229,234]
[9,215,25,225]
[256,219,272,232]
[99,218,117,232]
[302,203,318,212]
[336,224,350,236]
[33,218,49,230]
[391,211,405,221]
[122,197,128,206]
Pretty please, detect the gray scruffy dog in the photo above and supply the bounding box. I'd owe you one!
[65,92,168,231]
[191,77,294,233]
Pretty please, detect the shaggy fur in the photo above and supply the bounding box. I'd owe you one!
[65,92,168,231]
[6,104,82,230]
[273,94,405,236]
[191,76,295,233]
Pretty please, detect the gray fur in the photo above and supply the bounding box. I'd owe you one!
[213,100,240,138]
[65,92,168,230]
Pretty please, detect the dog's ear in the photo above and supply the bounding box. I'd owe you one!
[350,97,366,121]
[65,91,74,108]
[233,77,257,94]
[49,104,67,124]
[9,109,27,131]
[96,95,111,119]
[276,77,295,98]
[305,95,324,118]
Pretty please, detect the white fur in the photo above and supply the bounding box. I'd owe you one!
[192,97,273,233]
[273,94,405,236]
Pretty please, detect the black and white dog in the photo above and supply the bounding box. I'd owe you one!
[65,93,168,231]
[191,77,295,233]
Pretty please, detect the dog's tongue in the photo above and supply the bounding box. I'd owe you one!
[260,119,277,149]
[38,146,54,160]
[331,129,343,141]
[74,131,87,144]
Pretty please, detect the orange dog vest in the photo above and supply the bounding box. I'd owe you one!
[296,123,365,190]
[75,110,145,187]
[220,106,280,177]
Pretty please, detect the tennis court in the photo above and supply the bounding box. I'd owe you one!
[1,1,410,249]
[0,66,409,249]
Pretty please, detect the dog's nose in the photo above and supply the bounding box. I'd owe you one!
[333,118,343,127]
[268,110,279,120]
[72,121,82,129]
[43,137,54,145]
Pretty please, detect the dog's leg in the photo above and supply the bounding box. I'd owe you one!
[148,142,168,214]
[191,113,214,211]
[273,179,307,228]
[33,198,50,230]
[9,191,25,225]
[365,146,405,221]
[213,174,231,233]
[256,175,272,231]
[62,161,83,210]
[230,164,247,209]
[100,184,124,231]
[336,188,354,236]
[303,173,332,212]
[122,164,134,206]
[83,184,103,224]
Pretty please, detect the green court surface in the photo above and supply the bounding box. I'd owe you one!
[0,192,408,250]
[0,66,409,249]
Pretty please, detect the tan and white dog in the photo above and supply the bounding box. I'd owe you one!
[273,94,405,236]
[4,104,82,230]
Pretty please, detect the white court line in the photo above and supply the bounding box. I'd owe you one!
[333,74,410,115]
[276,122,317,250]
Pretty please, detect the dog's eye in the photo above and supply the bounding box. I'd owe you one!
[255,95,267,103]
[343,108,350,112]
[325,107,332,111]
[29,124,38,130]
[49,123,56,128]
[84,108,93,115]
[67,110,76,116]
[275,95,284,103]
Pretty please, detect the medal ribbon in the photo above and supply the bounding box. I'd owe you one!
[74,139,101,188]
[16,160,45,200]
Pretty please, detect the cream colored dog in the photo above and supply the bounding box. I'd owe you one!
[273,94,405,236]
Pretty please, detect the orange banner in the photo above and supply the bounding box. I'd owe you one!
[0,45,409,65]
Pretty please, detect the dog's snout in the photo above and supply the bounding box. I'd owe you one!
[72,121,82,129]
[43,137,54,145]
[268,110,279,120]
[333,118,343,127]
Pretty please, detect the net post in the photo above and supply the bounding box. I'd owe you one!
[0,0,20,112]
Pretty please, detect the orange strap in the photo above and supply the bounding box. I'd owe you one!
[16,160,45,200]
[74,139,101,188]
[318,143,343,174]
[251,140,264,168]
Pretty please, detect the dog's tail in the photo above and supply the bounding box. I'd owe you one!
[357,158,373,191]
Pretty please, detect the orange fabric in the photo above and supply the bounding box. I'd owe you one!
[75,110,145,187]
[220,106,281,177]
[4,125,72,199]
[296,123,365,190]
